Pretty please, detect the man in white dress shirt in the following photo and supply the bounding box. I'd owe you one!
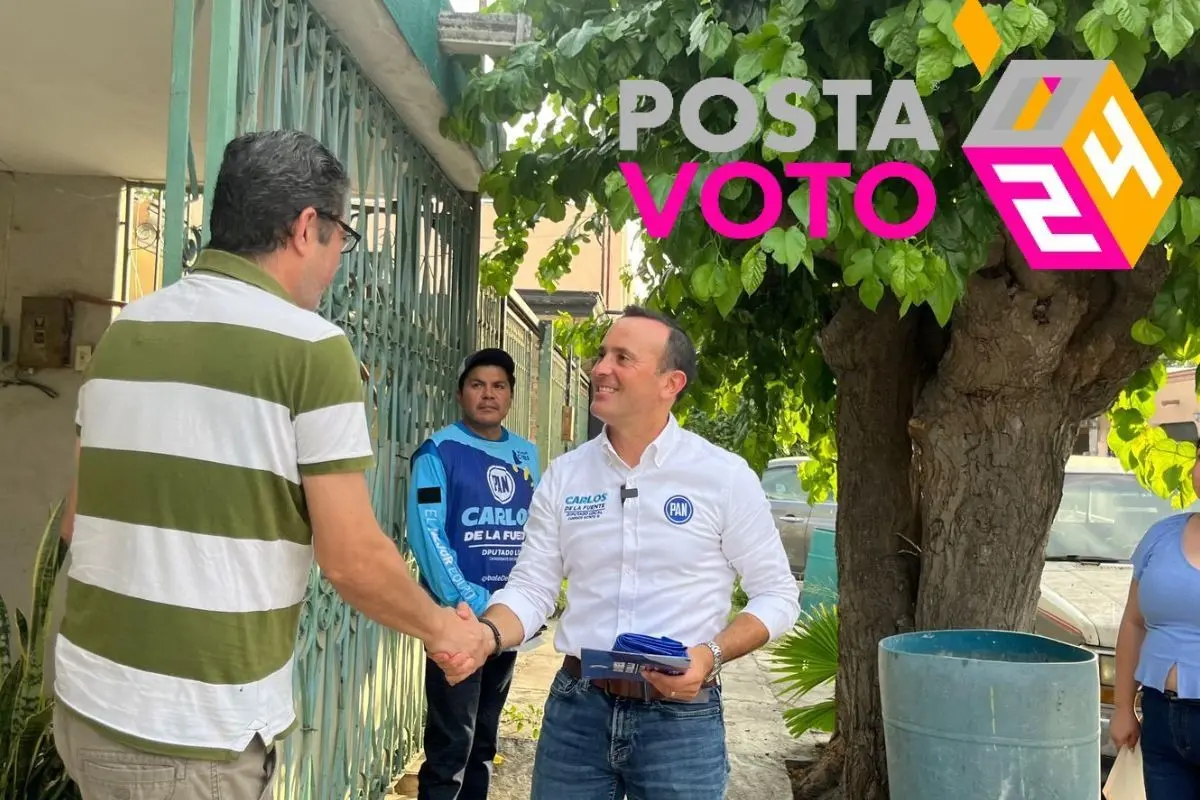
[434,305,801,799]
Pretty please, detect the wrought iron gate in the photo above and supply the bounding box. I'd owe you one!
[160,1,480,797]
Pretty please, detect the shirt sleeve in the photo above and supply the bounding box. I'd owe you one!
[487,460,564,640]
[293,331,375,476]
[722,457,802,641]
[1132,514,1183,581]
[405,440,491,615]
[528,442,543,488]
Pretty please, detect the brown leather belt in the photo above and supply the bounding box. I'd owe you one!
[563,655,715,702]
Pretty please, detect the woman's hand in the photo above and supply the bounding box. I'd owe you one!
[1110,707,1141,750]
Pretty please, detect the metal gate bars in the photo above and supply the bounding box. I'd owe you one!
[160,1,481,797]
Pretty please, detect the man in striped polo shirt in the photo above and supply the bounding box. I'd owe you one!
[52,129,489,799]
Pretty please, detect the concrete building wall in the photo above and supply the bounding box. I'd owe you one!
[0,172,122,611]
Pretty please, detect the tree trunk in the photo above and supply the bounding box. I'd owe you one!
[911,390,1077,631]
[819,294,925,800]
[804,241,1170,798]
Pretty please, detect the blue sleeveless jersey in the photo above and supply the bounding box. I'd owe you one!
[405,421,540,615]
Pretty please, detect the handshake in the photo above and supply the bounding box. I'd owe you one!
[425,603,498,685]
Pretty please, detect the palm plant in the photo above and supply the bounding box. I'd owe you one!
[0,499,79,799]
[768,602,838,738]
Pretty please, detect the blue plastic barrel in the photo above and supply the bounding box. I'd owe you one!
[800,527,838,618]
[879,629,1099,799]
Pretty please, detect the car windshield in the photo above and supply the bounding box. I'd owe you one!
[762,465,807,501]
[1046,472,1200,561]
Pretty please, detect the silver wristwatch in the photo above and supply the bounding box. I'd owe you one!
[701,640,723,681]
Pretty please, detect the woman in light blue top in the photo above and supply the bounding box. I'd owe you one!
[1113,462,1200,798]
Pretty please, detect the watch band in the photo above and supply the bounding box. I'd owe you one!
[702,640,723,681]
[480,618,503,658]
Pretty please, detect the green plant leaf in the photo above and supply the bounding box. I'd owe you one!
[859,276,886,311]
[1153,0,1197,58]
[690,262,716,300]
[1078,9,1120,58]
[843,249,875,286]
[783,698,837,737]
[734,50,765,83]
[1179,196,1200,245]
[769,603,839,700]
[742,245,768,294]
[1131,318,1166,345]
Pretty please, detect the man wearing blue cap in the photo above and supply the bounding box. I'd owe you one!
[407,347,542,800]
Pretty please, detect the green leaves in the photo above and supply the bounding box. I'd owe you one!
[762,226,810,274]
[769,603,839,738]
[1106,0,1152,36]
[1180,196,1200,245]
[1152,0,1198,58]
[842,248,886,311]
[690,262,718,300]
[1108,362,1198,510]
[742,244,768,294]
[914,27,955,95]
[448,0,1197,519]
[689,11,734,61]
[734,50,766,83]
[1078,8,1120,58]
[1131,318,1167,345]
[557,20,602,59]
[0,502,72,800]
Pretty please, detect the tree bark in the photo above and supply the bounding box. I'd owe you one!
[819,294,925,800]
[911,391,1077,630]
[909,242,1171,631]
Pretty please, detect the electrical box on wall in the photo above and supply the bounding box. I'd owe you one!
[17,296,74,369]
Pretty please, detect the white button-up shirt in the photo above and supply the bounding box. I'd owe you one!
[488,414,801,656]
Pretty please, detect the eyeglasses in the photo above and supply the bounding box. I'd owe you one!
[318,211,362,254]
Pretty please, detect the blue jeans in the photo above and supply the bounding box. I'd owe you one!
[1141,687,1200,799]
[531,667,729,800]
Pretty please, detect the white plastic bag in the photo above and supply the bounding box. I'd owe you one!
[1103,742,1146,800]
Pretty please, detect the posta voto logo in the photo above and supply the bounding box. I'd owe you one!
[616,0,1181,271]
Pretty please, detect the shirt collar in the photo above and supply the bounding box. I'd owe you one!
[600,413,680,469]
[455,420,511,443]
[188,249,296,305]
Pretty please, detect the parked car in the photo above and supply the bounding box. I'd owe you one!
[760,456,837,578]
[760,453,1198,769]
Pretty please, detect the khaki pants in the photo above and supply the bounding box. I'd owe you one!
[53,703,278,800]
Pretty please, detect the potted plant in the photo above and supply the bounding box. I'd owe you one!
[0,500,79,799]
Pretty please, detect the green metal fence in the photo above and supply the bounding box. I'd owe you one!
[156,2,595,798]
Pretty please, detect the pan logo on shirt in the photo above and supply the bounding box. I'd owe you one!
[664,495,694,525]
[486,464,516,504]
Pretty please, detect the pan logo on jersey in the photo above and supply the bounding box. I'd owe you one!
[564,492,609,522]
[664,495,694,525]
[487,464,516,504]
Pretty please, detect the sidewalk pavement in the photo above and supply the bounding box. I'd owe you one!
[391,621,831,799]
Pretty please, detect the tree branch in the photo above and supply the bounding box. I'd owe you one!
[1061,245,1172,420]
[935,247,1089,396]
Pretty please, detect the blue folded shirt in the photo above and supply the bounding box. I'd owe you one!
[613,633,690,659]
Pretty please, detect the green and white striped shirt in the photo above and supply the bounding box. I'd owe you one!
[55,249,375,760]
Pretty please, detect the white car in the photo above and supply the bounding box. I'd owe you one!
[1034,454,1199,765]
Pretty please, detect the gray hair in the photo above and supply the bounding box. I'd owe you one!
[621,304,697,399]
[207,130,350,257]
